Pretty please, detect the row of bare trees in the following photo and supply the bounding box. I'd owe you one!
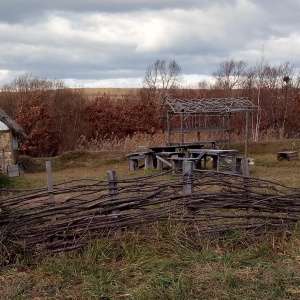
[206,58,300,140]
[0,57,300,157]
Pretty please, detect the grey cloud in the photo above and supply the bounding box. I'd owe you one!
[1,0,300,87]
[1,0,237,23]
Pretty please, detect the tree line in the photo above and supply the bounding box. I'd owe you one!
[0,57,300,157]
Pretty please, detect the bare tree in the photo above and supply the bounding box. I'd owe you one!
[143,59,182,102]
[142,59,182,131]
[213,59,248,90]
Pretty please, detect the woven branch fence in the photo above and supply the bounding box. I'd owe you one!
[1,161,300,254]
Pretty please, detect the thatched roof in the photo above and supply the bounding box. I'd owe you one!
[166,97,258,114]
[0,109,28,139]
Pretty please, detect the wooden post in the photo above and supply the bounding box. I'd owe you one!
[107,170,122,236]
[245,110,249,157]
[242,162,252,223]
[183,161,193,215]
[241,158,249,177]
[180,110,184,145]
[167,110,171,146]
[183,161,193,195]
[235,157,249,176]
[46,161,56,224]
[227,113,231,148]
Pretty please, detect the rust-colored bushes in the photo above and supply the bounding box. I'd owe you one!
[84,91,159,141]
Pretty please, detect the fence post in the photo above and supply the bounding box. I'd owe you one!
[241,158,249,177]
[183,161,193,195]
[243,167,252,224]
[107,170,122,236]
[183,161,194,215]
[46,161,56,224]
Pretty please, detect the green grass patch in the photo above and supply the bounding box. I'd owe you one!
[0,173,11,188]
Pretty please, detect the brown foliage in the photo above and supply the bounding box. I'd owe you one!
[84,90,159,141]
[2,65,300,157]
[15,92,59,157]
[0,74,88,157]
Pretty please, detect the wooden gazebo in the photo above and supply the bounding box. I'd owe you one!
[166,97,258,155]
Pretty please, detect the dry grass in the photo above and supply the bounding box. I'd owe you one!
[13,137,300,188]
[15,150,142,188]
[80,87,141,101]
[1,224,300,299]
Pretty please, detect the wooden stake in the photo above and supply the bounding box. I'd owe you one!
[107,170,122,236]
[46,161,56,224]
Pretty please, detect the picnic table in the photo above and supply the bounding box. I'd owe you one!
[149,143,204,169]
[126,145,242,174]
[187,149,239,171]
[126,143,205,171]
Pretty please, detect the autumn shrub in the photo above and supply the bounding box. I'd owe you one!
[51,87,87,153]
[15,92,60,157]
[84,90,159,142]
[1,74,88,157]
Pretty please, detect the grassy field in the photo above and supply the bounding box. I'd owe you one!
[80,87,140,101]
[1,140,300,299]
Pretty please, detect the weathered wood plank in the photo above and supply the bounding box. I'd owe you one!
[170,126,229,133]
[7,164,19,177]
[277,151,299,161]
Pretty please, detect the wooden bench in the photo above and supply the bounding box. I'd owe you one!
[277,151,299,161]
[167,157,199,173]
[126,152,154,170]
[188,149,239,172]
[155,152,185,170]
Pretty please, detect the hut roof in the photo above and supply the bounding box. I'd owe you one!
[166,97,258,114]
[0,109,28,139]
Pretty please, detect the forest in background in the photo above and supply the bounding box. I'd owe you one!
[0,58,300,157]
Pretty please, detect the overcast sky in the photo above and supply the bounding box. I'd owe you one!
[1,0,300,88]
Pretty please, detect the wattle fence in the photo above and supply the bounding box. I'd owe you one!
[1,161,300,255]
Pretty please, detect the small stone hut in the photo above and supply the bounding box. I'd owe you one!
[0,109,28,172]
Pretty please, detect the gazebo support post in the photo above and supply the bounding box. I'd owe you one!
[167,110,171,146]
[180,110,184,145]
[245,110,249,157]
[227,113,231,148]
[197,131,200,142]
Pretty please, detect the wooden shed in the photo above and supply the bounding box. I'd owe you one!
[0,109,28,173]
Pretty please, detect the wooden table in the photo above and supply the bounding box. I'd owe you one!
[149,144,204,169]
[188,149,239,171]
